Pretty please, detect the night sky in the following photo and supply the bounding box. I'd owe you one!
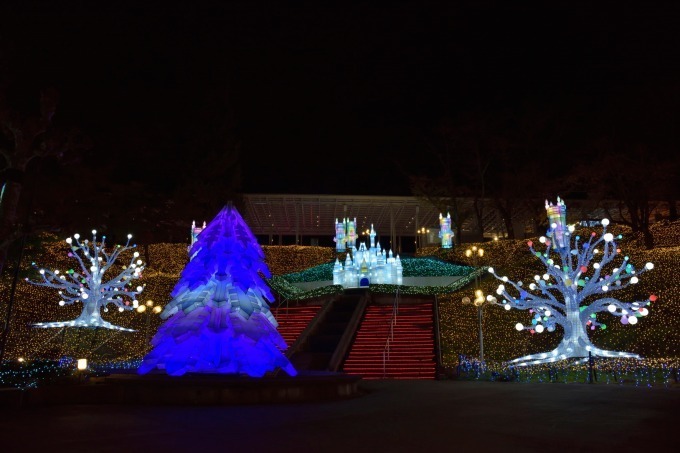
[2,0,679,200]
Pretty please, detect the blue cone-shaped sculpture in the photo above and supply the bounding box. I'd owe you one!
[138,204,297,377]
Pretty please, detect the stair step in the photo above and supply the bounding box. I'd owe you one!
[340,303,436,381]
[345,365,436,368]
[356,334,432,337]
[346,370,436,373]
[272,304,323,347]
[351,376,435,380]
[345,353,434,363]
[345,364,436,368]
[352,342,433,346]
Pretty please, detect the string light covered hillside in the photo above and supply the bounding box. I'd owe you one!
[138,204,297,377]
[2,210,679,367]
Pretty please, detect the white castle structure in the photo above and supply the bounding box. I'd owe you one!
[332,224,402,288]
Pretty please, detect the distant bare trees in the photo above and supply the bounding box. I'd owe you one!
[0,87,90,276]
[408,80,680,249]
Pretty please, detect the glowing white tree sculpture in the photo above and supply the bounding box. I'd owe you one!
[26,230,145,331]
[488,198,657,366]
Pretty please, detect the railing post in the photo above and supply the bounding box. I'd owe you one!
[383,350,386,378]
[382,289,401,379]
[478,306,484,365]
[0,232,27,364]
[433,295,443,376]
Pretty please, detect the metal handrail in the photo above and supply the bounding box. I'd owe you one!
[433,294,443,376]
[382,288,400,378]
[274,293,289,319]
[31,327,67,356]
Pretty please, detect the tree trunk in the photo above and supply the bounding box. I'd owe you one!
[75,301,104,325]
[558,308,594,358]
[0,178,25,277]
[668,198,678,221]
[144,243,151,268]
[472,198,485,240]
[642,229,655,250]
[494,198,516,240]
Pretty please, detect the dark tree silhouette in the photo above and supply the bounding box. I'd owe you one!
[0,86,90,276]
[407,104,573,240]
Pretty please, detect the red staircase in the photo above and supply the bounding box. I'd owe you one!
[273,304,322,348]
[342,302,436,379]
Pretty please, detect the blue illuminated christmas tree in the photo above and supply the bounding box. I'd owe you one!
[138,204,296,377]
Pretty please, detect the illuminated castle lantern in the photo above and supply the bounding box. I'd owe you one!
[439,212,454,249]
[334,218,347,252]
[346,217,358,251]
[188,220,206,256]
[545,196,568,249]
[333,217,358,252]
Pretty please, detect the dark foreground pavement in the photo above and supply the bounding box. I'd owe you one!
[1,380,677,452]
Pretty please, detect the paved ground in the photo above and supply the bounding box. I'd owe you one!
[1,379,677,452]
